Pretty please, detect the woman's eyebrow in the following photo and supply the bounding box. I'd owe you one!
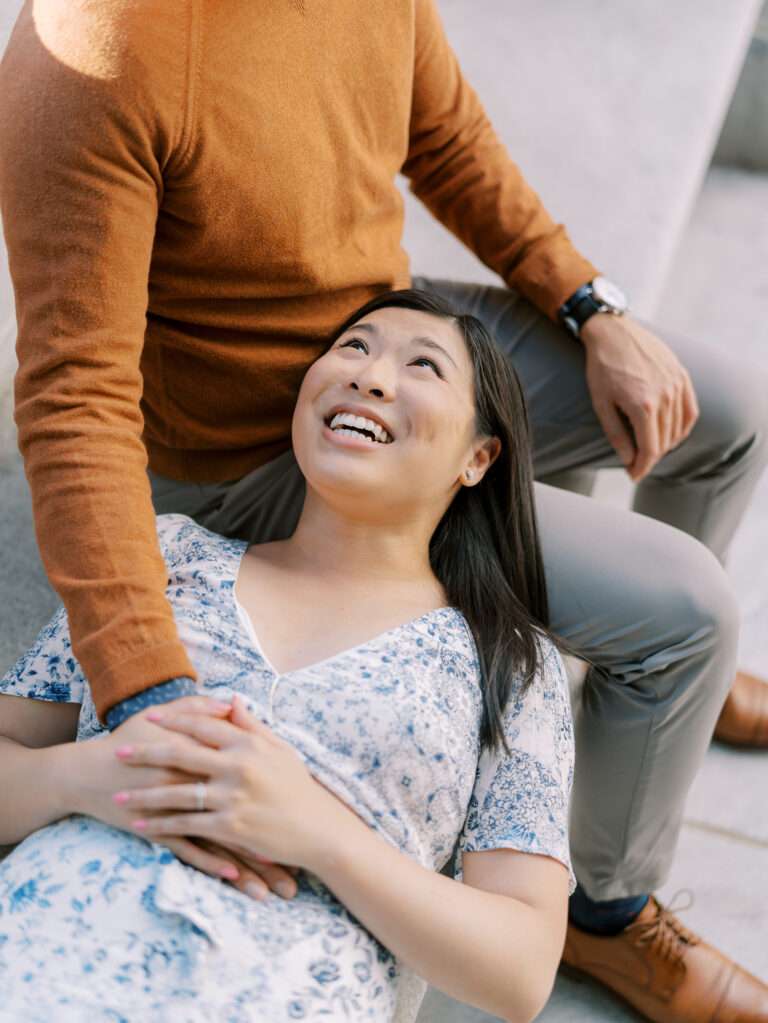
[349,321,458,368]
[411,336,458,369]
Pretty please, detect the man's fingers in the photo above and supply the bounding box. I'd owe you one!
[594,399,636,469]
[669,386,684,451]
[658,402,672,460]
[681,373,700,439]
[626,401,660,480]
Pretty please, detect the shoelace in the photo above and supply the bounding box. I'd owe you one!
[625,890,700,969]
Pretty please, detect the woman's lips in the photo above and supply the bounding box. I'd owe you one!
[321,423,392,450]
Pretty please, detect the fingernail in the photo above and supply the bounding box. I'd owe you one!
[112,791,130,805]
[115,745,134,758]
[245,881,267,900]
[146,711,163,721]
[275,881,295,899]
[219,865,239,881]
[132,819,147,830]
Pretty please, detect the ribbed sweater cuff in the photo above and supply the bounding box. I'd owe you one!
[105,677,198,730]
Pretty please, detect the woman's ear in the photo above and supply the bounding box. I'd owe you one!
[463,436,501,485]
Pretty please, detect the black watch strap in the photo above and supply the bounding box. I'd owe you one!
[558,283,603,337]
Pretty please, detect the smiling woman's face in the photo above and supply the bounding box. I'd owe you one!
[292,305,487,522]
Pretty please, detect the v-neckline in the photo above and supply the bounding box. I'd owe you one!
[229,542,457,679]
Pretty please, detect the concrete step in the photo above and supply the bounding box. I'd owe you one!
[400,0,762,318]
[714,2,768,170]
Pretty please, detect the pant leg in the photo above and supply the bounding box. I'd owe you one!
[412,275,754,898]
[536,483,739,898]
[411,275,768,562]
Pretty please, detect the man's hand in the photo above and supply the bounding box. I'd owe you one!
[580,314,700,481]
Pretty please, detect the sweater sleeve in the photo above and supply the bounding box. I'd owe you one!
[402,0,599,321]
[0,1,198,721]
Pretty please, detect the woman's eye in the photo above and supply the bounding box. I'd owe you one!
[411,356,442,377]
[339,338,368,353]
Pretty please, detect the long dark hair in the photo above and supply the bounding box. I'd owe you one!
[326,287,589,752]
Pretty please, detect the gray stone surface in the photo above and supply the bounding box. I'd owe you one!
[418,821,768,1022]
[715,3,768,170]
[399,0,762,318]
[0,456,59,677]
[0,1,21,467]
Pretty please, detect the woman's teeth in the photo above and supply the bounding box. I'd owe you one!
[328,412,393,444]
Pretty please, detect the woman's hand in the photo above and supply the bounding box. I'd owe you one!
[69,695,230,827]
[70,695,299,898]
[112,694,349,871]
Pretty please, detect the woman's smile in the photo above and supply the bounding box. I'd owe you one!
[321,420,393,451]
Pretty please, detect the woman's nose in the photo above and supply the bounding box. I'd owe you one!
[349,361,395,400]
[350,381,386,398]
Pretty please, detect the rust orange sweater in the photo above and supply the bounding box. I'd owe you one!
[0,0,597,718]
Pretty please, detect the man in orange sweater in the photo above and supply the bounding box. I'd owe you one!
[2,2,767,1019]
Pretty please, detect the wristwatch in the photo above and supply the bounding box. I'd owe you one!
[558,275,629,338]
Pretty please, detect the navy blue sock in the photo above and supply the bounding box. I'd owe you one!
[568,884,649,936]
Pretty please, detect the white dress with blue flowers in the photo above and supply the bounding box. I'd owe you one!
[0,514,575,1023]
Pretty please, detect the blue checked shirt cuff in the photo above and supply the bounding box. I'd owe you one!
[105,676,198,730]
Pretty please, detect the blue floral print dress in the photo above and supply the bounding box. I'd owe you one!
[0,514,575,1023]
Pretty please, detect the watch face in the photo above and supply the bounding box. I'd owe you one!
[592,276,628,312]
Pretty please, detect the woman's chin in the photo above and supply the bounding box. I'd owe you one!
[304,459,397,508]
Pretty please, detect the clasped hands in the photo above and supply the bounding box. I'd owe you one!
[74,694,345,901]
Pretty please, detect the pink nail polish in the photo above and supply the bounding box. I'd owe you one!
[132,819,147,830]
[115,745,134,758]
[219,865,239,881]
[112,792,130,805]
[146,711,163,722]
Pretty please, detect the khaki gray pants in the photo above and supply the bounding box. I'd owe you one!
[148,276,768,901]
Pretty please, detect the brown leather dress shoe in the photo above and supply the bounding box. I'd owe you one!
[561,893,768,1022]
[714,671,768,749]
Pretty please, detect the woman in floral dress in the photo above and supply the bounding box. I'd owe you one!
[0,289,576,1023]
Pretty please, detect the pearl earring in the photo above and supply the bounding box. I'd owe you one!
[465,470,474,482]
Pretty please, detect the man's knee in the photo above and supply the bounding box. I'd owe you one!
[661,534,740,693]
[696,360,768,469]
[604,524,741,691]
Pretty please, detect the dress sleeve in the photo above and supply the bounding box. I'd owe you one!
[0,605,84,705]
[455,637,577,894]
[0,515,191,708]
